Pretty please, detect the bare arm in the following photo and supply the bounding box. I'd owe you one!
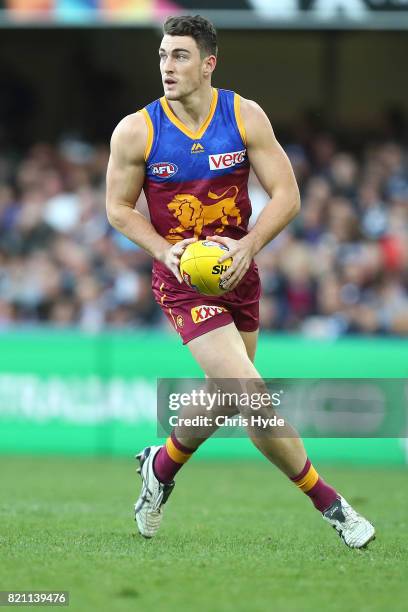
[241,98,300,254]
[106,113,194,281]
[211,98,300,291]
[106,113,168,258]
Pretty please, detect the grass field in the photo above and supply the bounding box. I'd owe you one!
[1,456,407,612]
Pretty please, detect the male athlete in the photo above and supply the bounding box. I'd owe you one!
[106,15,375,548]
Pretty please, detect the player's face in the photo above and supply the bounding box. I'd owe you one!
[159,35,208,101]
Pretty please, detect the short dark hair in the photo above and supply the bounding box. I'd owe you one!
[163,15,218,57]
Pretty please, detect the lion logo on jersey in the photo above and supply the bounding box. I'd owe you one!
[166,186,241,242]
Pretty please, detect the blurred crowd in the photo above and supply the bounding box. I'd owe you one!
[0,134,407,337]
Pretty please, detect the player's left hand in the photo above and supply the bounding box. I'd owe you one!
[161,237,197,283]
[208,235,255,292]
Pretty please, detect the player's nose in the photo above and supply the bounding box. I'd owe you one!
[163,56,175,72]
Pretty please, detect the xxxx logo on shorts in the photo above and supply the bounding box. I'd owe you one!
[191,305,228,324]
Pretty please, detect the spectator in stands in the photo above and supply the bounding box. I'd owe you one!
[0,135,406,336]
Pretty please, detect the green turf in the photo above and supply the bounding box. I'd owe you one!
[1,456,407,612]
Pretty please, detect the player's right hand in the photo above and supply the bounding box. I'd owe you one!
[161,238,197,283]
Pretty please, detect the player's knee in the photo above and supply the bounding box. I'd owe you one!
[235,378,277,421]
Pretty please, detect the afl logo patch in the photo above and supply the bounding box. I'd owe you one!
[149,162,178,179]
[176,314,184,328]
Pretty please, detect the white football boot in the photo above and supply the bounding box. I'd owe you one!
[323,496,375,549]
[134,446,175,538]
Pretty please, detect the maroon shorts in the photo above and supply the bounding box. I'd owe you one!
[152,261,261,344]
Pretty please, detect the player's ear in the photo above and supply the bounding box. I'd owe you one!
[203,55,217,76]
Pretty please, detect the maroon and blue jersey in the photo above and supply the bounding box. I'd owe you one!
[141,88,252,265]
[140,88,261,342]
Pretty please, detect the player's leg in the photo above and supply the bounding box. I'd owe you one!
[239,328,258,364]
[188,323,375,548]
[153,376,237,485]
[188,323,307,476]
[135,376,238,538]
[151,328,259,489]
[167,328,258,454]
[237,329,306,472]
[135,278,245,537]
[145,324,306,496]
